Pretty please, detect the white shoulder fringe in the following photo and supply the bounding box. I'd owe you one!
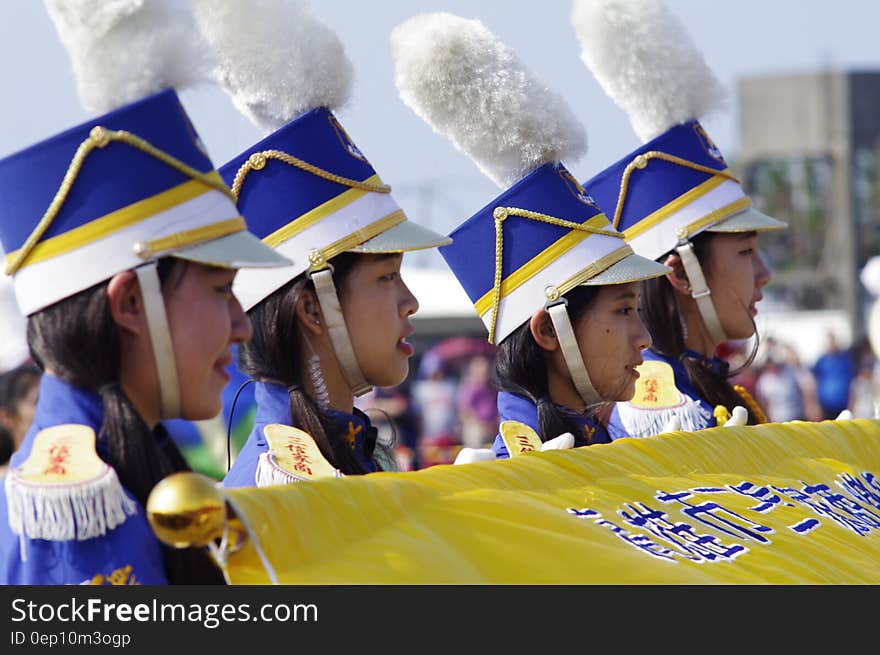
[616,395,713,438]
[5,465,138,560]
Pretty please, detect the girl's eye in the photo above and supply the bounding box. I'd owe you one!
[381,272,398,282]
[740,247,755,256]
[619,307,634,316]
[217,284,234,296]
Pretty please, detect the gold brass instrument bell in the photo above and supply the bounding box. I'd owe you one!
[146,472,247,551]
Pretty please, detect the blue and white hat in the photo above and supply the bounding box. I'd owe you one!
[194,0,450,396]
[0,1,289,420]
[572,0,786,343]
[583,119,786,263]
[441,161,666,345]
[392,13,668,405]
[219,106,450,313]
[0,89,288,317]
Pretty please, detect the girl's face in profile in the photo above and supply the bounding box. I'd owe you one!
[163,263,253,420]
[575,282,652,402]
[339,253,420,389]
[704,232,771,341]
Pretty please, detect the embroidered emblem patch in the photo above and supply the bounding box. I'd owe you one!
[499,420,544,456]
[617,361,712,437]
[261,424,340,481]
[328,114,367,162]
[693,123,725,165]
[556,162,601,208]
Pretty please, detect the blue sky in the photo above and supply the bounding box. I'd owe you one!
[1,1,878,266]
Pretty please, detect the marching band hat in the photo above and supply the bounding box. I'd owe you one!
[190,0,450,313]
[573,0,786,264]
[392,12,669,405]
[583,119,787,263]
[219,106,450,312]
[0,4,289,317]
[392,12,668,346]
[441,161,668,345]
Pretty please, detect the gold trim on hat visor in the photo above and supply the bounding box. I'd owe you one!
[133,217,246,259]
[307,209,407,272]
[5,127,235,275]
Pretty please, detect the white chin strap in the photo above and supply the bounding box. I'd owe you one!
[134,262,181,419]
[545,299,602,407]
[309,268,372,397]
[675,238,727,345]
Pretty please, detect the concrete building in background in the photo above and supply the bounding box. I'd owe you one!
[737,71,880,342]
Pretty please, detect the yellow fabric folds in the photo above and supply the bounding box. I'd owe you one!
[222,420,880,584]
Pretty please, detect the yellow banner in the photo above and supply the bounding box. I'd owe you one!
[222,420,880,583]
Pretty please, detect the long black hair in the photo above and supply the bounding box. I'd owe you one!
[27,258,225,584]
[494,285,604,445]
[639,232,762,424]
[239,252,393,475]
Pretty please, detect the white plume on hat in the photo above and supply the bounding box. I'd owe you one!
[390,13,587,189]
[190,0,352,133]
[570,0,727,143]
[44,0,210,114]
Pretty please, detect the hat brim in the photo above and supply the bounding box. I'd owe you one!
[706,206,788,233]
[173,230,292,269]
[348,219,451,254]
[581,252,671,286]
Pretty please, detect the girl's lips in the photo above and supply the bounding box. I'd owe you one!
[397,338,414,357]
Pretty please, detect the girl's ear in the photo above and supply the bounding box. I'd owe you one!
[294,287,325,336]
[662,252,691,295]
[529,309,559,352]
[106,270,145,336]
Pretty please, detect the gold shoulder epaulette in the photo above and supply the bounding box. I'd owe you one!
[617,360,712,437]
[6,424,137,545]
[255,423,343,487]
[499,420,544,456]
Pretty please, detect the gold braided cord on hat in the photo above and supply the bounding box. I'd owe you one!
[5,126,236,275]
[611,151,742,231]
[230,149,391,200]
[487,206,624,344]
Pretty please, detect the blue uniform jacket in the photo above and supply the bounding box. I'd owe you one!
[0,375,167,585]
[491,391,610,459]
[223,381,379,488]
[608,348,720,439]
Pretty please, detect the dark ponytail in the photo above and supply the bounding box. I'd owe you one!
[27,258,224,584]
[239,252,383,475]
[494,285,604,445]
[639,232,761,424]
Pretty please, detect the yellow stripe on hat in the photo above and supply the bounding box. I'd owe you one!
[4,172,227,270]
[473,212,614,317]
[621,172,749,242]
[262,174,386,249]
